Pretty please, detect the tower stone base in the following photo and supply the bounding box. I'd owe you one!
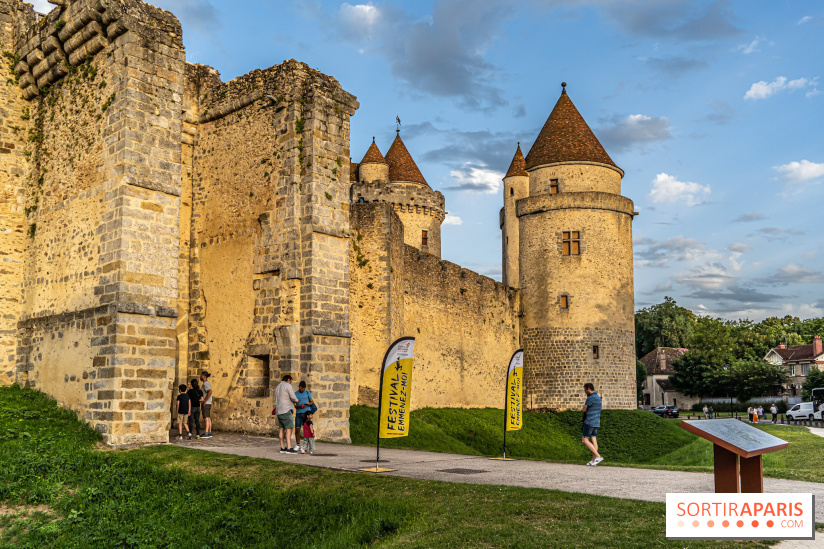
[523,326,635,410]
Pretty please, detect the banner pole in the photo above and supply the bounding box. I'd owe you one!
[503,363,508,460]
[375,359,385,473]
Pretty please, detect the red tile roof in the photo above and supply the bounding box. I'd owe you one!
[640,347,690,376]
[385,133,428,186]
[360,137,386,164]
[771,344,823,362]
[505,143,528,177]
[525,84,620,172]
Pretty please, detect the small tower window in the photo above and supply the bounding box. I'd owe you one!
[593,346,600,359]
[562,231,581,255]
[560,295,569,309]
[421,230,428,246]
[549,179,559,194]
[510,187,514,196]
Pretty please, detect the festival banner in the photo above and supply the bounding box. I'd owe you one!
[378,337,415,438]
[506,349,524,431]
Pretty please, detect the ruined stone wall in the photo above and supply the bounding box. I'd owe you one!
[186,60,357,440]
[350,202,519,410]
[518,191,635,410]
[11,0,185,445]
[350,180,444,257]
[0,0,33,385]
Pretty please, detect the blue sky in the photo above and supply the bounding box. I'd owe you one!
[33,0,824,321]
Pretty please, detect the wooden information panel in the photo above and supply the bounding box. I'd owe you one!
[681,419,789,493]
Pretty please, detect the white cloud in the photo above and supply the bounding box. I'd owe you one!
[443,214,463,226]
[760,264,824,285]
[676,263,736,290]
[744,76,818,100]
[647,173,710,206]
[797,16,813,25]
[726,243,751,271]
[736,38,760,54]
[339,3,381,40]
[598,114,671,151]
[773,160,824,184]
[29,0,52,13]
[445,163,503,194]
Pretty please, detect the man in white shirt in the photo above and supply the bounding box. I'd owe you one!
[274,374,299,453]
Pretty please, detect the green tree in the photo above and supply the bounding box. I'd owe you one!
[668,352,724,398]
[801,367,824,401]
[729,359,788,402]
[636,359,646,403]
[688,316,736,364]
[634,297,696,358]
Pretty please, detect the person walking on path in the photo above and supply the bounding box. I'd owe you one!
[748,406,754,422]
[200,372,213,438]
[176,384,192,440]
[703,405,708,419]
[275,374,300,453]
[187,379,203,438]
[582,383,603,466]
[299,410,316,454]
[770,403,778,423]
[294,380,314,448]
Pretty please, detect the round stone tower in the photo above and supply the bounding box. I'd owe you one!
[501,143,528,288]
[518,84,636,411]
[350,132,445,257]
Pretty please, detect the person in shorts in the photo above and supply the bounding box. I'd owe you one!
[582,382,603,466]
[274,374,299,453]
[294,380,314,448]
[200,371,213,438]
[176,384,191,440]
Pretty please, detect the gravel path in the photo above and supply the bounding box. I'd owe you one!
[170,431,824,524]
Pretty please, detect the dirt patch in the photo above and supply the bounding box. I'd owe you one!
[0,504,54,517]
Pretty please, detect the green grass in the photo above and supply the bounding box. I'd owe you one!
[350,405,824,483]
[0,385,780,548]
[351,405,697,464]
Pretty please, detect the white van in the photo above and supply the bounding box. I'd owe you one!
[786,402,815,421]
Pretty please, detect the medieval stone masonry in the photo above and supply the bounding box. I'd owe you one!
[0,1,635,446]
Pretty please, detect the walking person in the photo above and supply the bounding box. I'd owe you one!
[748,406,754,422]
[274,374,300,453]
[294,380,314,448]
[770,403,778,423]
[176,384,192,440]
[200,371,213,438]
[581,383,603,466]
[703,404,708,419]
[299,410,316,454]
[187,379,203,438]
[708,406,714,419]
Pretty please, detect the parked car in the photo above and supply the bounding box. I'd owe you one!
[786,402,815,421]
[650,405,679,418]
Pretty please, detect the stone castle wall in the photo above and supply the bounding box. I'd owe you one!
[350,202,519,410]
[8,0,186,444]
[184,61,358,440]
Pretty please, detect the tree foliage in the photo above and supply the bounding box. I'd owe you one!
[634,297,696,357]
[801,367,824,402]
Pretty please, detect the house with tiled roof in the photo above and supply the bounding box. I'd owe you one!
[764,336,824,396]
[639,347,699,410]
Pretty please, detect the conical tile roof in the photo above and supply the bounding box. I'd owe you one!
[524,84,619,172]
[385,132,428,186]
[360,137,386,164]
[505,143,528,177]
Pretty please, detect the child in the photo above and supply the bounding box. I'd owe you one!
[300,411,315,454]
[186,379,203,438]
[176,384,191,440]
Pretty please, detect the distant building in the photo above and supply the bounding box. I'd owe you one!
[639,347,699,410]
[764,336,824,396]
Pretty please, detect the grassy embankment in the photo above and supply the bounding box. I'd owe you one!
[0,385,779,549]
[350,405,824,483]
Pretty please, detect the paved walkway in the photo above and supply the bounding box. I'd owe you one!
[170,432,824,524]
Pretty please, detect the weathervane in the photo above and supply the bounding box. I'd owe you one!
[396,114,401,135]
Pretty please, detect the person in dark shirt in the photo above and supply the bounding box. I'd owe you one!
[582,382,603,466]
[176,384,191,440]
[186,379,204,438]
